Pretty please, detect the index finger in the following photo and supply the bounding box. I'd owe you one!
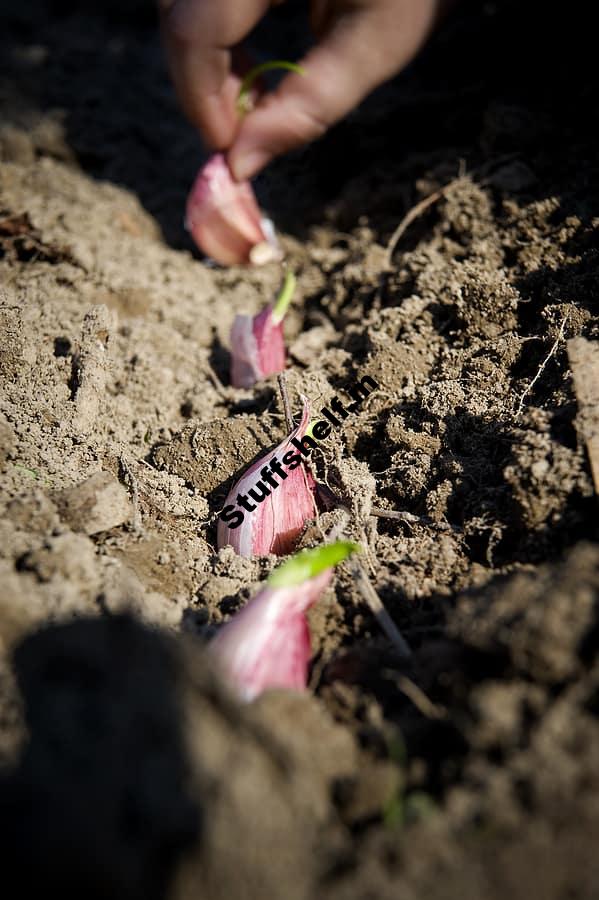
[160,0,271,148]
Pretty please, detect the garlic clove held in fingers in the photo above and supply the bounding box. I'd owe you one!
[186,153,281,266]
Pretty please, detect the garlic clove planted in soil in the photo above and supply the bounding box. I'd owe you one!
[230,271,295,388]
[210,541,359,700]
[217,396,318,557]
[185,153,282,266]
[230,305,285,388]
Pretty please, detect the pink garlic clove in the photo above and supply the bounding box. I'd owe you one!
[185,153,281,266]
[217,397,318,557]
[230,305,285,388]
[210,569,330,701]
[210,541,360,701]
[230,271,295,388]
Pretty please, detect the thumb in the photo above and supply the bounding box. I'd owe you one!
[228,0,439,181]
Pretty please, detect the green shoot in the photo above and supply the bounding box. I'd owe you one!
[237,60,306,115]
[268,540,360,588]
[304,419,316,440]
[272,270,297,324]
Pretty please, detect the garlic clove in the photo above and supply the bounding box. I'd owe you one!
[230,305,285,388]
[210,571,329,701]
[217,397,318,557]
[186,154,281,266]
[210,541,359,700]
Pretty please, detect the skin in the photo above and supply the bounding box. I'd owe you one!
[260,464,280,488]
[160,0,449,181]
[237,492,257,512]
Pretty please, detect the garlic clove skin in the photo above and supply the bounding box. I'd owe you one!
[185,154,281,266]
[210,541,360,701]
[230,305,285,389]
[230,312,261,389]
[217,397,317,557]
[210,569,331,701]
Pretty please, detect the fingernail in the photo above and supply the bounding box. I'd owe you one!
[229,147,271,182]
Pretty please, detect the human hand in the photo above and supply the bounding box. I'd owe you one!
[161,0,446,181]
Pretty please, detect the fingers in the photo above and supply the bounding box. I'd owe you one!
[162,0,443,175]
[160,0,271,148]
[229,0,440,180]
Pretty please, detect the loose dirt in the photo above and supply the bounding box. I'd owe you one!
[1,1,599,898]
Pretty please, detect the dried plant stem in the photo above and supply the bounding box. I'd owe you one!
[204,362,224,393]
[351,559,412,659]
[385,155,519,268]
[324,515,410,655]
[370,507,422,523]
[119,456,142,535]
[515,314,568,419]
[381,669,445,719]
[277,372,295,431]
[385,187,446,267]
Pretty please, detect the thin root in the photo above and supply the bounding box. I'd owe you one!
[515,314,568,419]
[385,187,446,267]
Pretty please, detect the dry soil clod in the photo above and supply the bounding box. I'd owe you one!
[54,471,131,535]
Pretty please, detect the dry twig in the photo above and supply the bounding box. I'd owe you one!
[324,513,411,657]
[204,362,224,393]
[119,456,143,534]
[370,507,422,523]
[277,372,295,431]
[351,559,412,659]
[381,669,445,719]
[385,155,521,268]
[385,187,446,267]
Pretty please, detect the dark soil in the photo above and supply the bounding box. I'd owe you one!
[1,1,599,898]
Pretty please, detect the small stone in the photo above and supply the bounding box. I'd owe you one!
[54,471,131,535]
